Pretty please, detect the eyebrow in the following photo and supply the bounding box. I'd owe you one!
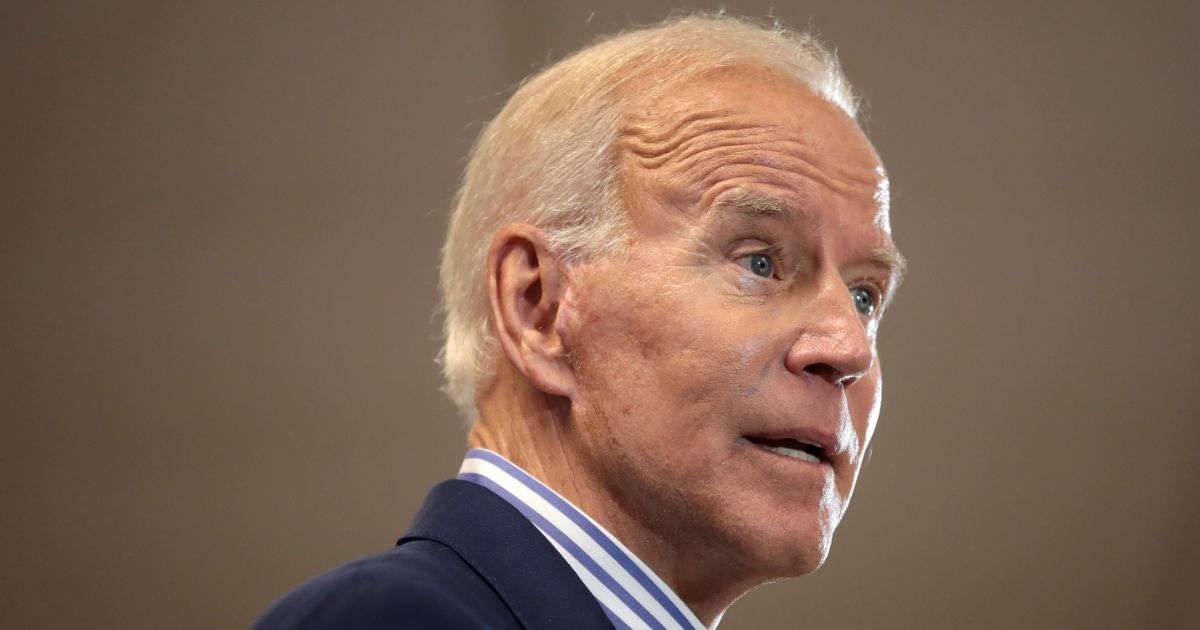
[869,247,908,300]
[713,189,794,218]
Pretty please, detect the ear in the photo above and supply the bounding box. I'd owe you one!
[487,224,576,399]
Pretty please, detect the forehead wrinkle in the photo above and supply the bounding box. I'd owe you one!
[691,142,879,203]
[628,116,880,203]
[621,108,736,147]
[620,113,777,169]
[630,126,783,172]
[619,107,886,234]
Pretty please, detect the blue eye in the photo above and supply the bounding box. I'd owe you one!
[850,287,876,316]
[741,253,774,278]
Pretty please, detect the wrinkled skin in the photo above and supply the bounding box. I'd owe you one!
[476,69,903,624]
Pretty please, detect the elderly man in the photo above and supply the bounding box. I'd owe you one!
[255,14,903,630]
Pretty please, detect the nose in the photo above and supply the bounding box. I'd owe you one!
[784,276,875,387]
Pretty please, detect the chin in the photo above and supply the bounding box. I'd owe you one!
[742,516,836,580]
[782,538,832,577]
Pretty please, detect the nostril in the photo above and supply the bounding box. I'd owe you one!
[803,362,862,387]
[803,362,841,384]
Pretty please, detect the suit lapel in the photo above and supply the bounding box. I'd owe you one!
[400,480,614,630]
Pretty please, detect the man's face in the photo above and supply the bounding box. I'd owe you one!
[558,71,901,584]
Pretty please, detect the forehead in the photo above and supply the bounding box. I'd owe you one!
[615,68,888,232]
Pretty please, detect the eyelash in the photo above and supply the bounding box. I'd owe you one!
[734,246,889,311]
[849,278,888,311]
[754,244,784,270]
[733,242,785,280]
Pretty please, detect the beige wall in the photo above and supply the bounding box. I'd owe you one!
[2,1,1197,628]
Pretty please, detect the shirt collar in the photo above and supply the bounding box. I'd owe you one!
[458,448,710,630]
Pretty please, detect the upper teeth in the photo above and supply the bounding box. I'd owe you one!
[763,444,820,463]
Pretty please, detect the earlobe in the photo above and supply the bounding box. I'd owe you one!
[487,224,577,398]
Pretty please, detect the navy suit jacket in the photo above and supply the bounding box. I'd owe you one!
[252,480,613,629]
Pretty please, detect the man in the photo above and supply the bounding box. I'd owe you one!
[255,14,904,629]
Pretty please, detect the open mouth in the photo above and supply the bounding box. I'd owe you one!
[745,436,828,464]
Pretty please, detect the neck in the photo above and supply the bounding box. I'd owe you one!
[469,367,755,626]
[469,370,585,505]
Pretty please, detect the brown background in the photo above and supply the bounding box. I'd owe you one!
[2,1,1197,628]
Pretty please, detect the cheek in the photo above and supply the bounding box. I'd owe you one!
[845,367,883,460]
[572,267,680,356]
[563,277,671,402]
[861,370,883,445]
[568,278,726,411]
[578,289,668,364]
[566,259,791,428]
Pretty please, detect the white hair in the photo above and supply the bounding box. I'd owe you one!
[438,14,860,422]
